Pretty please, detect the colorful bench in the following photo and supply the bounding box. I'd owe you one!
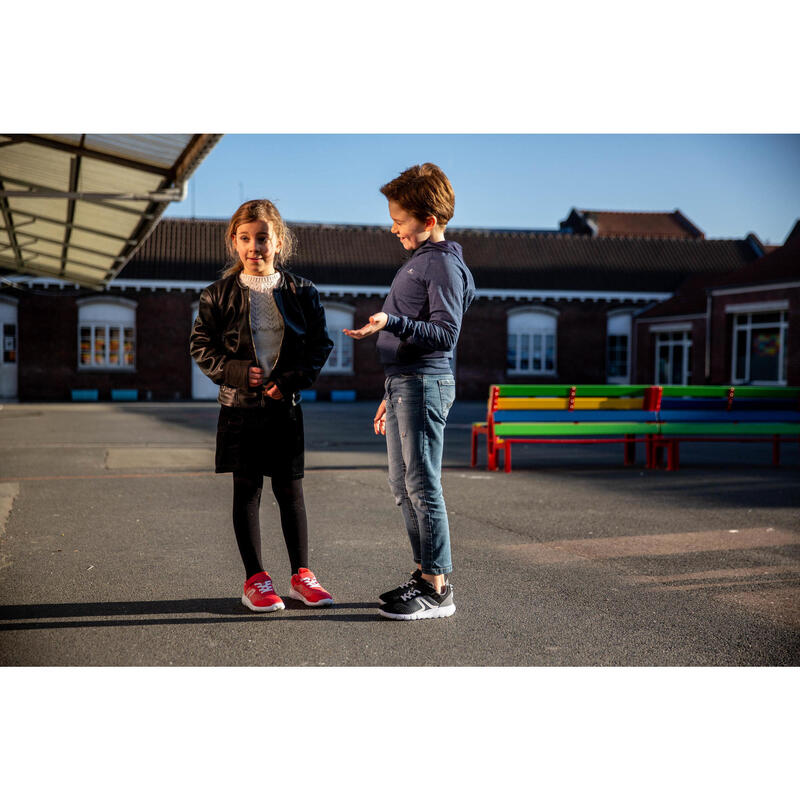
[653,385,800,470]
[471,384,660,472]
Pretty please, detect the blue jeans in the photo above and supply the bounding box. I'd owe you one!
[384,373,456,575]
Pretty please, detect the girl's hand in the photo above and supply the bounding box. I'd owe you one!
[248,366,265,387]
[373,399,386,436]
[343,312,388,340]
[263,381,284,400]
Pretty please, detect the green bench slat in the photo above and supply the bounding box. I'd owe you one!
[660,385,800,399]
[494,422,658,436]
[495,384,651,398]
[726,386,800,399]
[659,422,800,435]
[659,385,731,398]
[495,385,573,397]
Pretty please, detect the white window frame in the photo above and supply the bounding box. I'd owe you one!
[606,311,632,384]
[77,298,137,371]
[321,302,355,375]
[730,309,788,386]
[655,329,692,385]
[506,306,558,376]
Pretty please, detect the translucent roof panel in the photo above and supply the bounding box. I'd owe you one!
[0,133,222,289]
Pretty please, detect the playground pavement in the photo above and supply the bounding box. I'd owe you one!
[1,399,798,667]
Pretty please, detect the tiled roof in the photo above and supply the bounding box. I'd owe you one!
[560,208,704,239]
[638,224,800,319]
[121,217,760,294]
[711,230,800,289]
[637,274,715,318]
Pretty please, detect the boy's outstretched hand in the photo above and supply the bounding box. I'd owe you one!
[343,312,388,340]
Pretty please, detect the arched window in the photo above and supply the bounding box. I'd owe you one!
[507,307,558,375]
[77,298,137,370]
[322,302,354,374]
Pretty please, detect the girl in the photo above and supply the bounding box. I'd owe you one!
[190,199,335,612]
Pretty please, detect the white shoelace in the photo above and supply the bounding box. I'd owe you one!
[400,587,422,602]
[254,579,274,594]
[301,575,321,588]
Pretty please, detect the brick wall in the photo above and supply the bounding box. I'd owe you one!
[709,287,800,385]
[12,283,795,403]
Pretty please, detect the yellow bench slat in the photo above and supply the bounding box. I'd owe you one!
[495,397,644,410]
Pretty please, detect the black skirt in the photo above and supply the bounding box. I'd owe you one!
[215,400,304,479]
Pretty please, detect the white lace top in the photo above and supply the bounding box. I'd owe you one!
[239,271,284,376]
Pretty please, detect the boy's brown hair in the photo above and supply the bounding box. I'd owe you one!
[222,199,294,277]
[380,163,455,228]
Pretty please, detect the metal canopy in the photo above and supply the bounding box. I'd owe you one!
[0,134,222,289]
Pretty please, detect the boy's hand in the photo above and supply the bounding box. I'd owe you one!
[343,312,388,340]
[373,399,386,436]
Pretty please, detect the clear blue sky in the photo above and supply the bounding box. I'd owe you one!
[165,134,800,245]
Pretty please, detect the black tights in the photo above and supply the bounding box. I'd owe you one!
[232,472,309,579]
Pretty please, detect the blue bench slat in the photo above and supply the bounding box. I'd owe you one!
[661,397,798,411]
[660,398,729,410]
[494,410,658,423]
[659,410,800,423]
[731,399,798,410]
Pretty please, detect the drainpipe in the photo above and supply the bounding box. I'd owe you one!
[704,292,712,381]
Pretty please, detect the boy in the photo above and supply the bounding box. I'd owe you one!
[344,163,475,620]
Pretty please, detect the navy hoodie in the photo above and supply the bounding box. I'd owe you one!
[376,239,476,376]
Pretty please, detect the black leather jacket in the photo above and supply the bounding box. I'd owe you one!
[190,269,334,408]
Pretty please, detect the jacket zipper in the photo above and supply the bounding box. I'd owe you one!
[272,282,285,375]
[244,275,286,403]
[242,283,263,406]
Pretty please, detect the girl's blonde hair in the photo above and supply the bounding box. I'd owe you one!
[222,199,294,278]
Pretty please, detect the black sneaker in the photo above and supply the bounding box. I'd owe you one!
[378,579,455,621]
[378,569,423,604]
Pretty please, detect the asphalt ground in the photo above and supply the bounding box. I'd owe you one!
[2,399,797,798]
[1,398,798,668]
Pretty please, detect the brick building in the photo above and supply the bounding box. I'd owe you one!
[2,209,795,403]
[635,222,800,386]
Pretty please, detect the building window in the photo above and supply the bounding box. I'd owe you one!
[607,312,632,383]
[655,330,692,385]
[732,310,788,385]
[3,323,16,363]
[77,299,136,370]
[322,303,354,375]
[507,307,557,375]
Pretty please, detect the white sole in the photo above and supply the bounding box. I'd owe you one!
[288,587,334,607]
[378,603,456,621]
[241,593,285,612]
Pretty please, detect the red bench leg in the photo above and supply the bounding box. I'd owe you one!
[488,439,497,472]
[667,440,679,471]
[645,433,656,469]
[504,441,512,473]
[624,434,635,466]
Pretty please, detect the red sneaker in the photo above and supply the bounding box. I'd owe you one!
[242,571,285,612]
[289,568,333,606]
